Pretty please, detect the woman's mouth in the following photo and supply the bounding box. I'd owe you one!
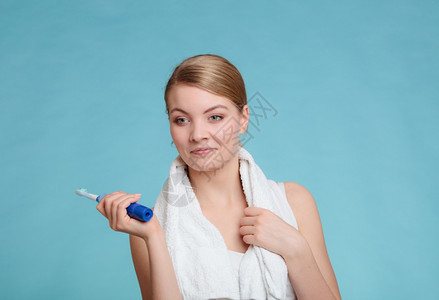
[191,148,215,156]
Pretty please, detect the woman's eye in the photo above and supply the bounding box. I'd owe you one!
[174,118,188,124]
[210,115,223,121]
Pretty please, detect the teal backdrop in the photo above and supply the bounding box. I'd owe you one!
[1,0,438,299]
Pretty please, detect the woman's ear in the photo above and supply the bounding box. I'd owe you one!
[240,104,250,134]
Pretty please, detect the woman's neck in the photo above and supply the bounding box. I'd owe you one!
[187,155,246,210]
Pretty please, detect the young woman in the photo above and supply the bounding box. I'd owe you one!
[96,54,341,300]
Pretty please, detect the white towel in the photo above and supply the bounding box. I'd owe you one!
[154,146,294,299]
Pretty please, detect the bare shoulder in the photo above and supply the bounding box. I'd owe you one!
[283,182,315,207]
[283,182,319,224]
[282,181,322,234]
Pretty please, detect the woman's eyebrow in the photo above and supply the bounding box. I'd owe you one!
[170,104,228,115]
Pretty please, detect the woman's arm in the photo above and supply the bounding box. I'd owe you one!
[96,193,183,300]
[284,182,341,300]
[130,229,183,300]
[130,235,151,299]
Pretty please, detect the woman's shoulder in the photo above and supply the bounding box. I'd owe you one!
[282,181,315,207]
[282,182,320,231]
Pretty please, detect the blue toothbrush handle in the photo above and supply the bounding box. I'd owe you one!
[126,202,153,222]
[96,193,153,222]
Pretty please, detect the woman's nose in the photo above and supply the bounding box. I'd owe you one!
[190,119,210,142]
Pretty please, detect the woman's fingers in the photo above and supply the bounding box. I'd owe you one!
[96,191,120,217]
[96,191,141,229]
[111,194,129,229]
[108,193,135,228]
[114,196,141,230]
[239,225,255,236]
[96,193,115,217]
[101,192,140,231]
[240,216,257,226]
[111,194,139,228]
[94,191,160,240]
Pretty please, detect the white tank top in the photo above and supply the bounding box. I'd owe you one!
[227,181,297,299]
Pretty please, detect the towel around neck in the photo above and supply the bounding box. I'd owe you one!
[154,146,295,299]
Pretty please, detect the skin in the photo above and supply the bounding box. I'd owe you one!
[167,84,251,210]
[97,84,342,300]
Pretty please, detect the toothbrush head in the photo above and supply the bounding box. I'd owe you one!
[75,188,99,201]
[75,188,88,197]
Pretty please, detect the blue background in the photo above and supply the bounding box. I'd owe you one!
[1,0,438,299]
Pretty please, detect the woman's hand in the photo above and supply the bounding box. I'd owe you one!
[239,206,310,260]
[96,191,163,241]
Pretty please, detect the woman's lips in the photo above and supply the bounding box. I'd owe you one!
[191,148,215,156]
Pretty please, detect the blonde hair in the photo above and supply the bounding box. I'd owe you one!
[164,54,248,147]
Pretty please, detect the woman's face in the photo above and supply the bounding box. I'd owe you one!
[167,84,249,172]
